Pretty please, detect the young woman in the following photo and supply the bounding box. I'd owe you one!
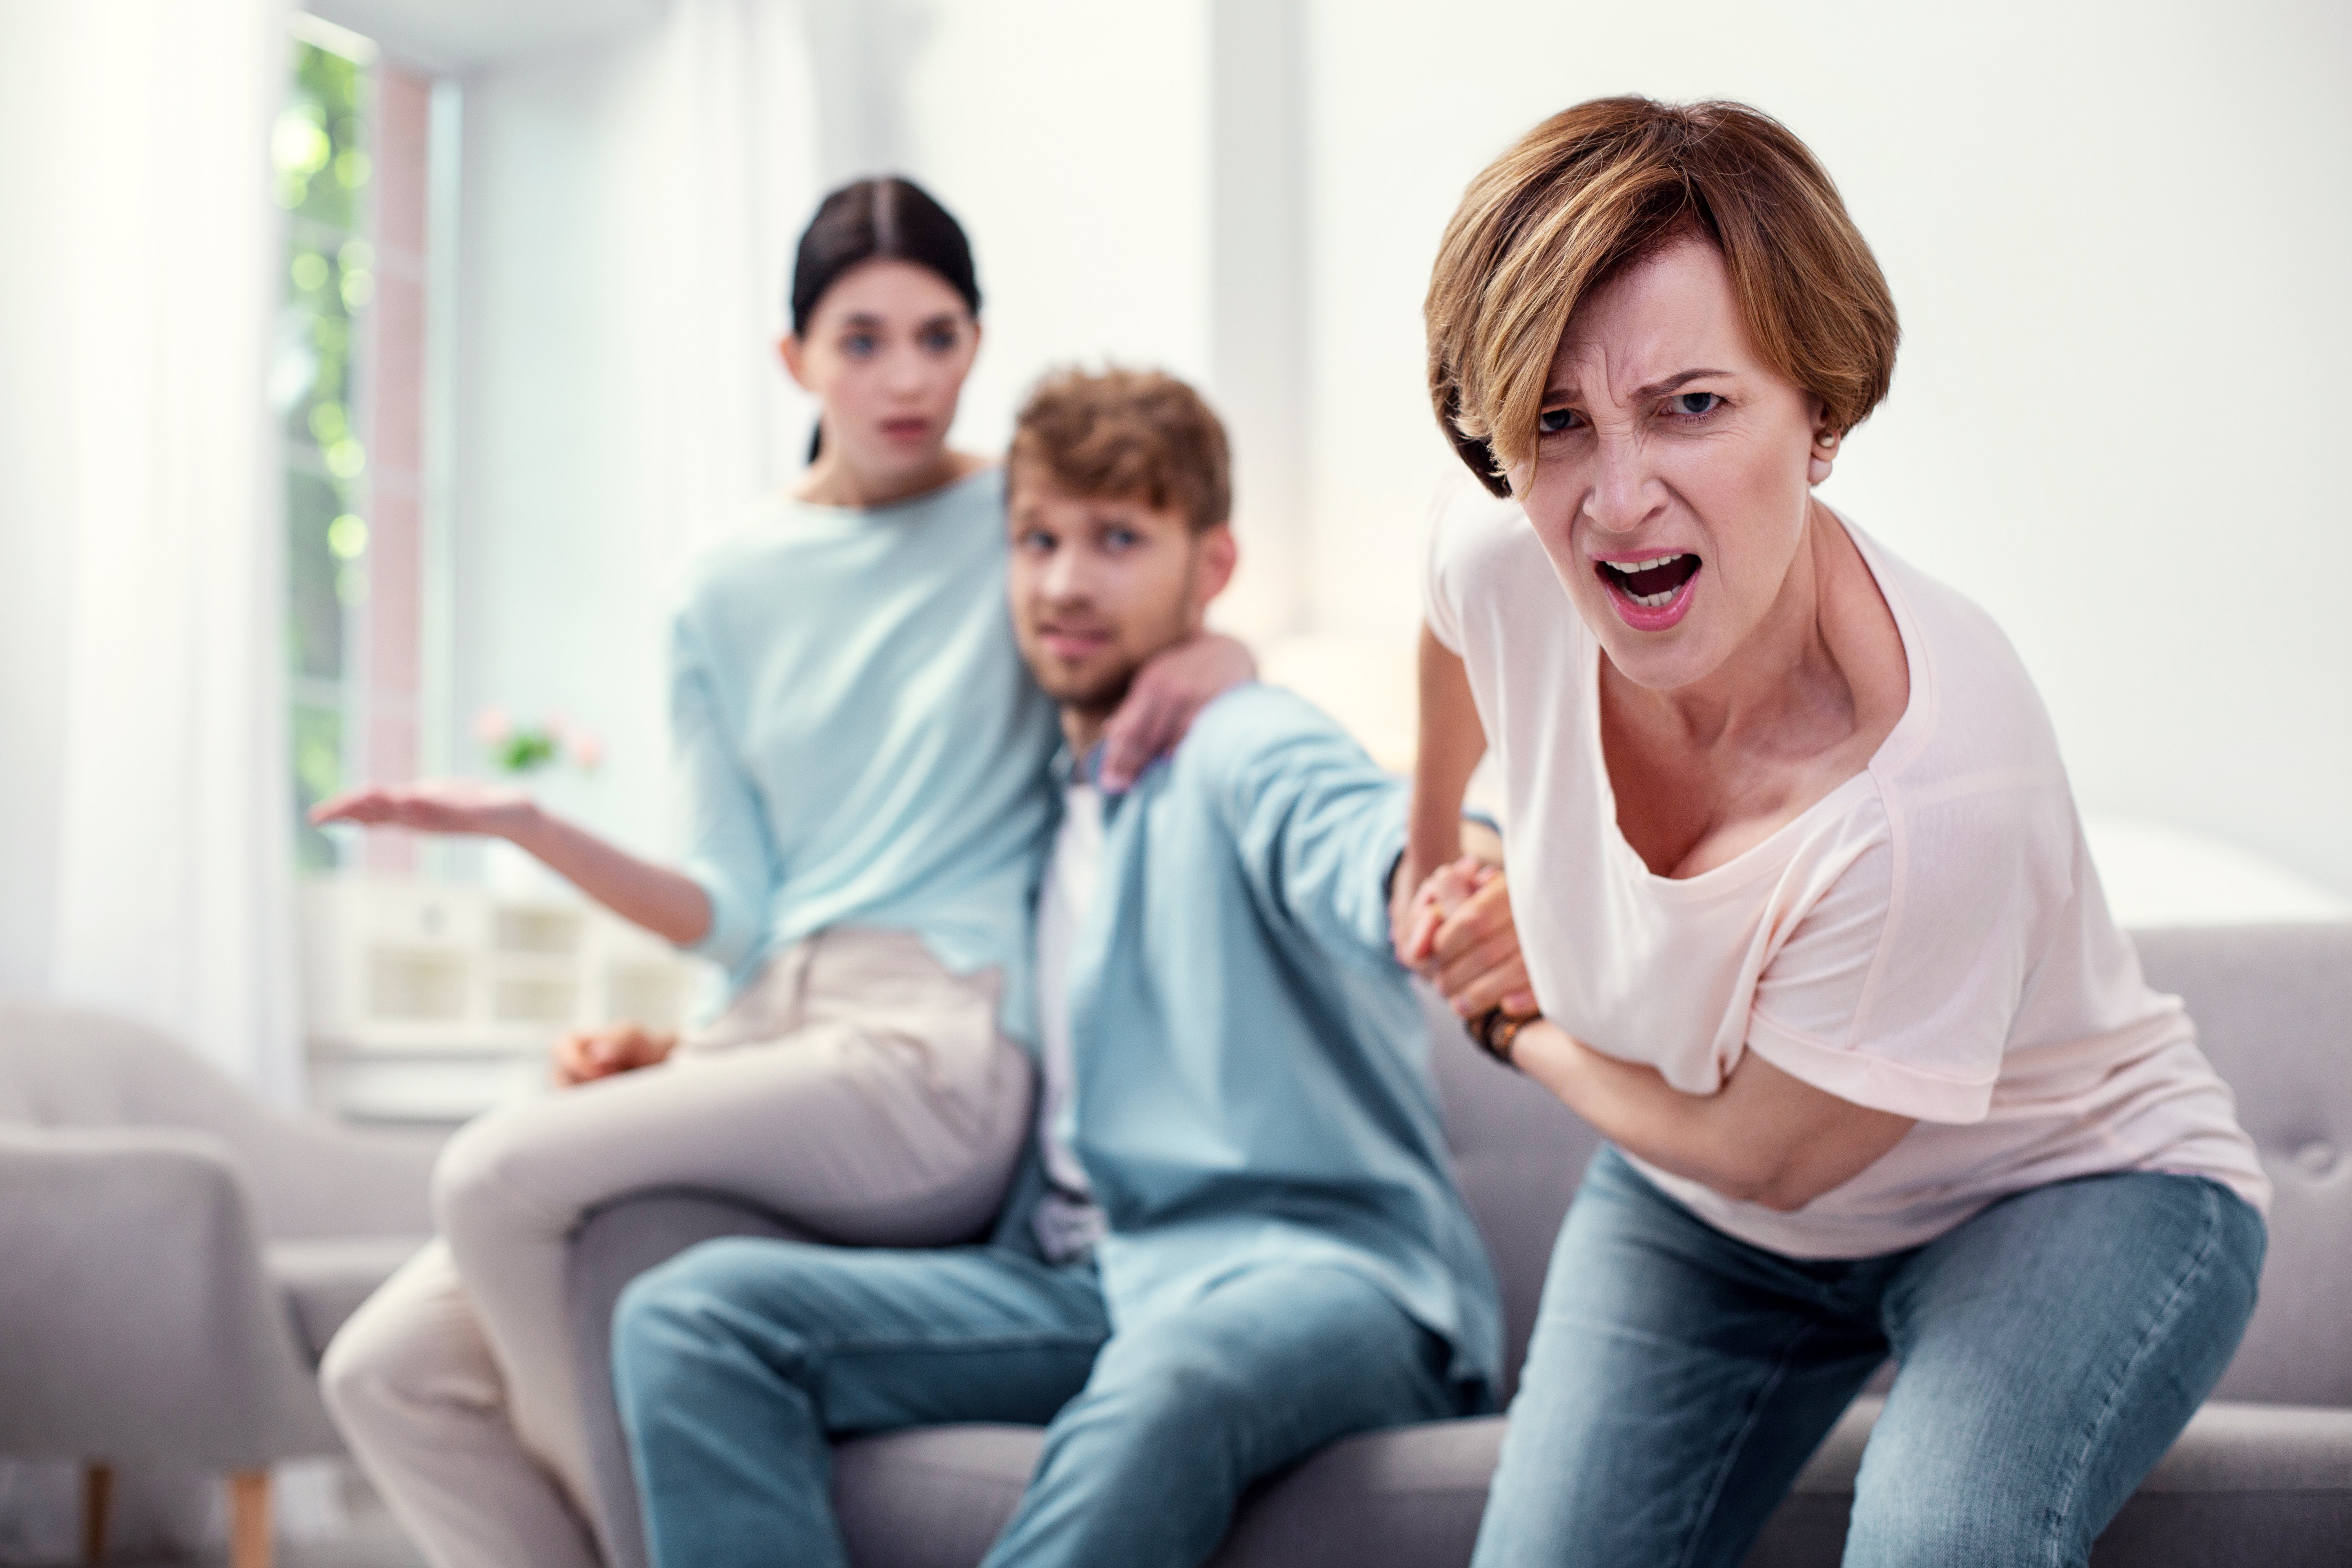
[1401,100,2267,1567]
[315,178,1250,1568]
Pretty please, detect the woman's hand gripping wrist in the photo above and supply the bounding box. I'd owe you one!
[1401,857,1539,1064]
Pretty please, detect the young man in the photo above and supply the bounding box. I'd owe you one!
[610,368,1504,1568]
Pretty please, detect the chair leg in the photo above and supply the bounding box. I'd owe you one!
[227,1469,272,1568]
[81,1463,111,1564]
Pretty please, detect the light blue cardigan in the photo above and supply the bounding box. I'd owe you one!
[1001,683,1505,1408]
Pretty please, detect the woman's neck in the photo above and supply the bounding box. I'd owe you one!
[1611,502,1859,761]
[794,448,987,510]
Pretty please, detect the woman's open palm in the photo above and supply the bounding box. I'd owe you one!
[310,778,536,838]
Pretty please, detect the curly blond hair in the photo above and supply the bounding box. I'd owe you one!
[1010,366,1231,532]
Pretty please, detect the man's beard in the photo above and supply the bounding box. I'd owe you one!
[1047,664,1137,724]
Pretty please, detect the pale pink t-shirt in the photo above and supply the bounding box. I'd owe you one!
[1424,478,2270,1258]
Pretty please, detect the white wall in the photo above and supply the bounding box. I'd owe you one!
[449,36,681,858]
[1301,0,2352,894]
[904,2,1214,455]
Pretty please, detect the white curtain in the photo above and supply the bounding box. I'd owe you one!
[630,0,822,565]
[0,0,301,1102]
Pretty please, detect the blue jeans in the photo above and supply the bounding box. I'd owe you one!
[1473,1147,2264,1568]
[612,1238,1459,1568]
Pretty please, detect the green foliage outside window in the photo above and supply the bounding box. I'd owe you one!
[274,38,374,872]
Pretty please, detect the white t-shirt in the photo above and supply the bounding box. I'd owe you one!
[1031,778,1109,1262]
[1424,478,2270,1258]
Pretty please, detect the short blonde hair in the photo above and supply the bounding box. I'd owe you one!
[1010,366,1232,533]
[1425,97,1900,497]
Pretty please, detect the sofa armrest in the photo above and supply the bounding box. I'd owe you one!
[0,1126,335,1463]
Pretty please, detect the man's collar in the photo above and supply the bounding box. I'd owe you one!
[1049,738,1108,791]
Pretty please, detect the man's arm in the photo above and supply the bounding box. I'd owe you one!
[1206,690,1419,966]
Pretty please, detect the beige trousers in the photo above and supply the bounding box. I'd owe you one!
[321,928,1034,1568]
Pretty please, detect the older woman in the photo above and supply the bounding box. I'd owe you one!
[1402,98,2269,1567]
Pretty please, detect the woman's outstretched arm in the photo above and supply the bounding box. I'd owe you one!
[310,781,712,945]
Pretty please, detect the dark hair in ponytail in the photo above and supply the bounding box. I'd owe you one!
[791,177,981,463]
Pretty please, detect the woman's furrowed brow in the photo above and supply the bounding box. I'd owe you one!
[1634,368,1734,399]
[1548,367,1735,405]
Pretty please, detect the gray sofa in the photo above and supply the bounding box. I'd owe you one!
[569,924,2352,1567]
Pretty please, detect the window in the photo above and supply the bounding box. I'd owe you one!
[272,18,442,874]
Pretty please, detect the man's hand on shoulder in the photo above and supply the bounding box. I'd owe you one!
[552,1022,679,1088]
[1098,632,1256,791]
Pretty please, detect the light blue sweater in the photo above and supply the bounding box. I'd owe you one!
[998,684,1506,1407]
[669,468,1058,1042]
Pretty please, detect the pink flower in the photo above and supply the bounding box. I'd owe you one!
[543,710,571,742]
[569,729,604,773]
[472,706,513,745]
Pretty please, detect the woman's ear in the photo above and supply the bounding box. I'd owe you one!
[1807,399,1839,486]
[779,334,811,392]
[1809,428,1839,486]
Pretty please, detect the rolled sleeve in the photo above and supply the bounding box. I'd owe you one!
[670,611,777,975]
[1743,782,2058,1127]
[1745,1014,1998,1124]
[677,859,760,973]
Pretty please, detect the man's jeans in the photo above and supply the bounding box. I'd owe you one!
[1472,1146,2265,1568]
[613,1239,1459,1568]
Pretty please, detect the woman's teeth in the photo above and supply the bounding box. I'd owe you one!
[1601,553,1699,608]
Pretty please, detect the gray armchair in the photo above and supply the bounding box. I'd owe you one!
[0,1002,438,1566]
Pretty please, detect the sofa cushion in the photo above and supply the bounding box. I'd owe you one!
[265,1235,428,1364]
[831,1399,2352,1568]
[829,1419,1505,1568]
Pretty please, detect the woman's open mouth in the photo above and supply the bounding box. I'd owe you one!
[1596,552,1701,630]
